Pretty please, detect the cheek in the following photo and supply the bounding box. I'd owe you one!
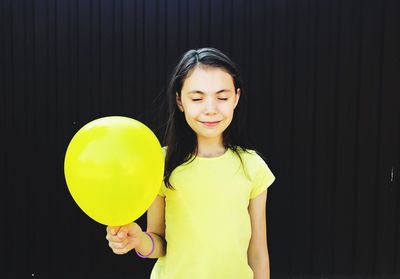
[183,103,202,116]
[183,108,199,123]
[220,104,235,117]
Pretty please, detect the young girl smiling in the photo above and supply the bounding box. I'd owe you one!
[106,48,275,279]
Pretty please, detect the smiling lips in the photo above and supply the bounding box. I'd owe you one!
[200,121,221,127]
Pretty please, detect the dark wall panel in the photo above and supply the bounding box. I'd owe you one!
[1,0,399,278]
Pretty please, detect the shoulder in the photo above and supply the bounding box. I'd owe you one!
[234,148,268,167]
[234,147,275,180]
[235,148,276,196]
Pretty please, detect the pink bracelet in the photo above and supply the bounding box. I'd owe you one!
[135,232,155,258]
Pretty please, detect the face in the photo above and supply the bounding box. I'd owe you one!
[176,66,240,144]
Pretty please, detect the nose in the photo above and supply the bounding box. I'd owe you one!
[204,98,217,115]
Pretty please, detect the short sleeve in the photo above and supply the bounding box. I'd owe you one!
[249,156,275,199]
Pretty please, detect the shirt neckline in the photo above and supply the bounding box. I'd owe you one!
[193,148,231,161]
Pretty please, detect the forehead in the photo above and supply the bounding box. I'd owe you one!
[181,66,235,93]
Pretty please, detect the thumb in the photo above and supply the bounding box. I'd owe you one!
[126,222,143,238]
[107,226,121,236]
[117,226,128,239]
[117,223,141,239]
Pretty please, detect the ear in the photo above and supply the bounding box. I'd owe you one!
[176,93,184,112]
[234,88,241,109]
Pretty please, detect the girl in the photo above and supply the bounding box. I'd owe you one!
[105,48,275,279]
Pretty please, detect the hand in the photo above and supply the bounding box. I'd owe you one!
[106,222,143,255]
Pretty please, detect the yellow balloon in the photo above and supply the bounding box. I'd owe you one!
[64,116,164,226]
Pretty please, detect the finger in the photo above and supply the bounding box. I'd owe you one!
[108,238,129,249]
[106,226,120,236]
[111,239,135,254]
[106,233,126,243]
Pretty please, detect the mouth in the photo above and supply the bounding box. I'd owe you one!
[200,121,221,127]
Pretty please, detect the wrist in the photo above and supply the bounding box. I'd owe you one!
[136,232,155,258]
[138,230,147,245]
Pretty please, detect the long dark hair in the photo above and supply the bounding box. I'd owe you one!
[163,47,252,189]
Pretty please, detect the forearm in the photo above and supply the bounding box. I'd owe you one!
[135,231,166,259]
[249,252,270,279]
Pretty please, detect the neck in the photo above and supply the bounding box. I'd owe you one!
[196,136,226,158]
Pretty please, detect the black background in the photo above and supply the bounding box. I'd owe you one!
[1,0,400,278]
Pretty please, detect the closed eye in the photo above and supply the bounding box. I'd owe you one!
[218,98,228,101]
[192,99,202,102]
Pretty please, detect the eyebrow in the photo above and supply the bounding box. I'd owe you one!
[187,89,232,95]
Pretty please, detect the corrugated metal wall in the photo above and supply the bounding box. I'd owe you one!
[1,0,399,278]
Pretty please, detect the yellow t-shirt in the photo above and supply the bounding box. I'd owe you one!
[150,148,275,279]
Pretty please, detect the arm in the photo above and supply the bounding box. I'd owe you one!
[106,195,167,258]
[248,189,270,279]
[136,195,167,258]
